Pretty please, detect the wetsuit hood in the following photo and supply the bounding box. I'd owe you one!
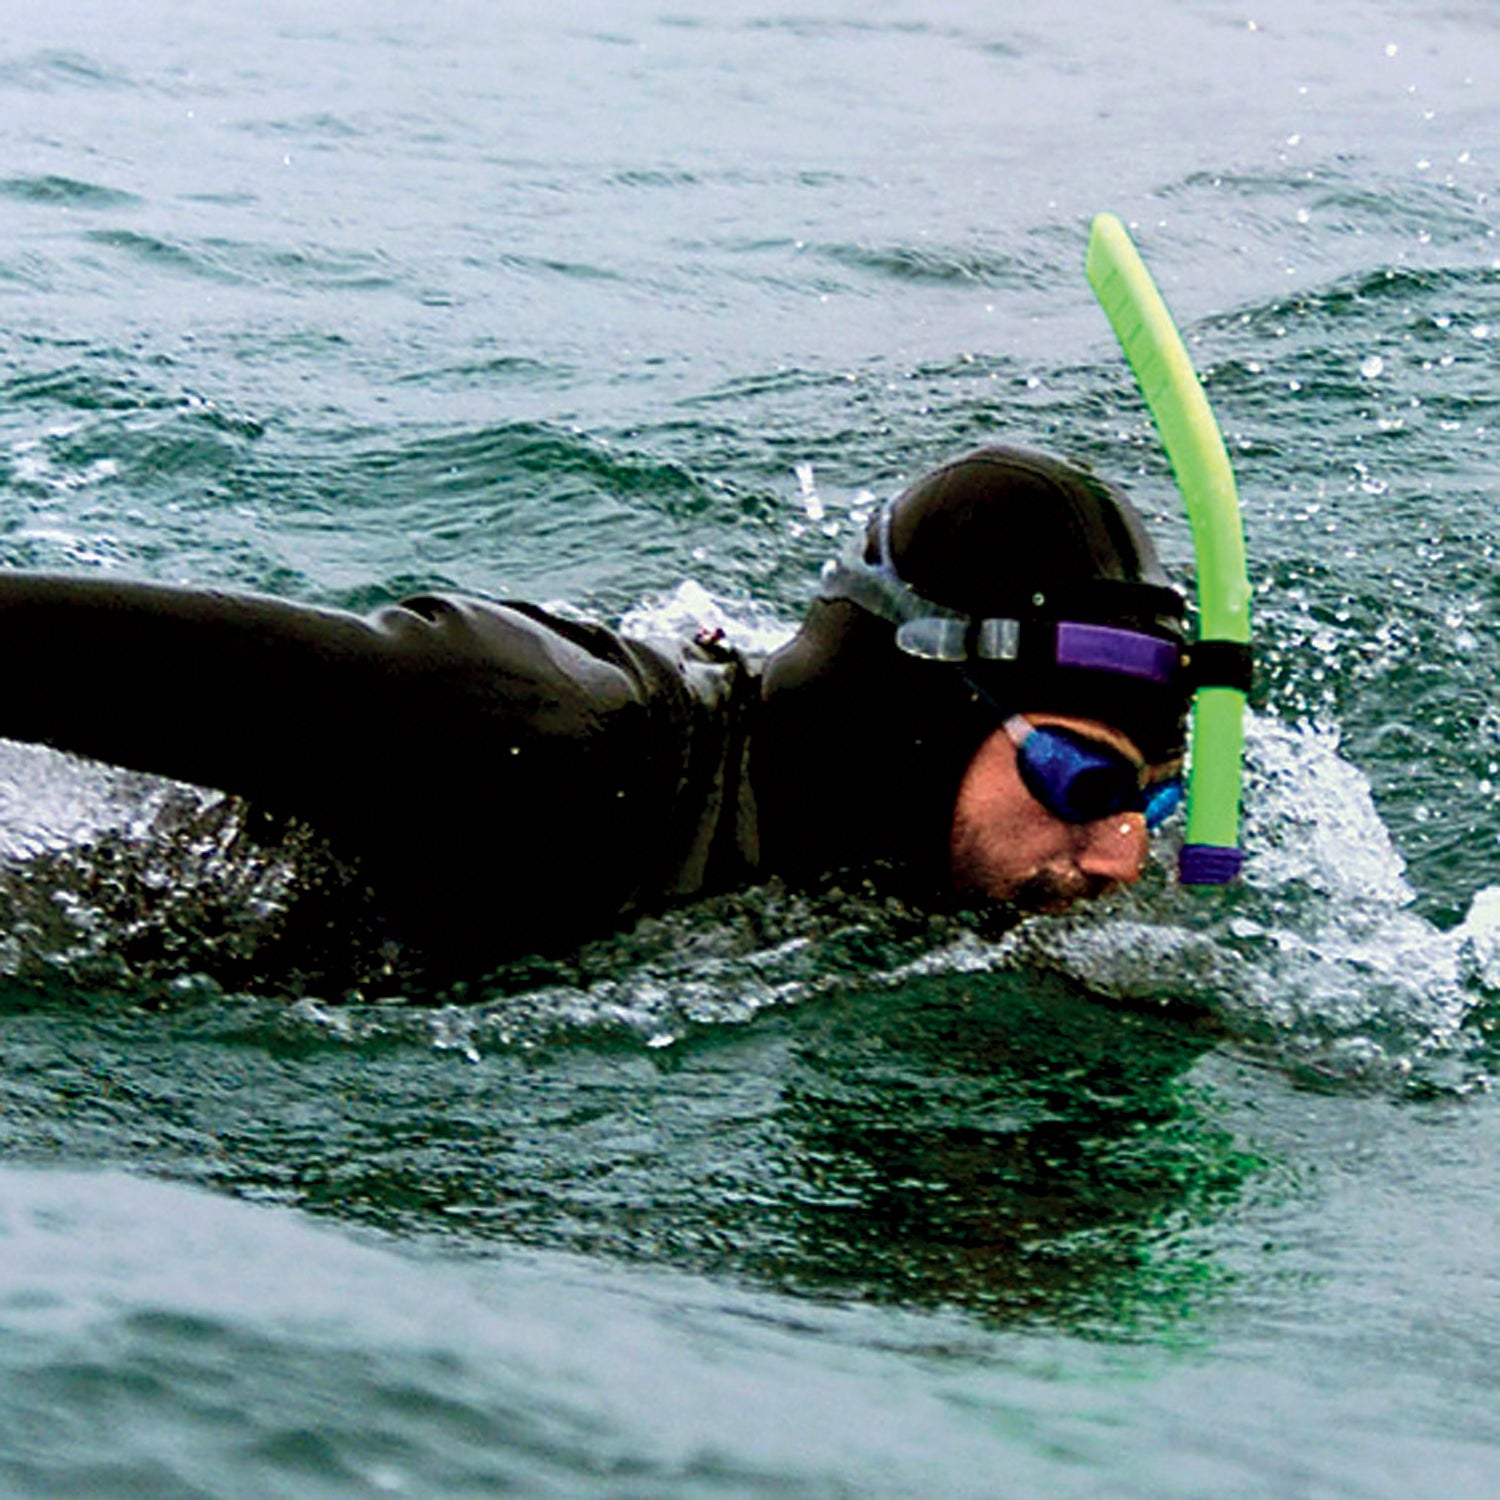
[752,445,1190,898]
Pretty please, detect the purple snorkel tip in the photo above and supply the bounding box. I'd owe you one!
[1178,844,1244,885]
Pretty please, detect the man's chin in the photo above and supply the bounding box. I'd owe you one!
[968,871,1114,920]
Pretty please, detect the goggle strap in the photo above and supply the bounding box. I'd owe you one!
[822,543,1184,684]
[895,609,1181,685]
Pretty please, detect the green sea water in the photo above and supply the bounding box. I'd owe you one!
[3,0,1500,1494]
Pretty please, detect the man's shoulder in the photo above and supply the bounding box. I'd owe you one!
[383,592,755,715]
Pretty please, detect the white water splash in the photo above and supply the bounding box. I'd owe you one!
[619,580,794,658]
[0,740,191,859]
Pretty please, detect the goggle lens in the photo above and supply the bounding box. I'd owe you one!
[1014,725,1181,831]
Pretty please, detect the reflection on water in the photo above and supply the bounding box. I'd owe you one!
[0,947,1243,1334]
[757,972,1242,1328]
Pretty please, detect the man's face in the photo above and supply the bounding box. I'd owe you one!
[949,712,1171,914]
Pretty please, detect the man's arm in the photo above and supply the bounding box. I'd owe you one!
[0,576,703,959]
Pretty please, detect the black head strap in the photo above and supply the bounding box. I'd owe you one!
[1183,638,1254,695]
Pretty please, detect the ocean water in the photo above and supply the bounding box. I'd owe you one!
[3,0,1500,1493]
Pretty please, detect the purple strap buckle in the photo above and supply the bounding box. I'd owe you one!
[1179,844,1244,885]
[1055,622,1179,684]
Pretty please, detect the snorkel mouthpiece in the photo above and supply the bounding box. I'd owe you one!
[1178,844,1244,884]
[1086,213,1252,885]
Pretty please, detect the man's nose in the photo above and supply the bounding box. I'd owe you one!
[1075,812,1149,885]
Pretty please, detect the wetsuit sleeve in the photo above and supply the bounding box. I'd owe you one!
[0,575,729,960]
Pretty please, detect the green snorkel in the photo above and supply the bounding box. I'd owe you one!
[1085,213,1252,883]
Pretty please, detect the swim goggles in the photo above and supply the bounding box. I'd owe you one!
[1004,713,1183,831]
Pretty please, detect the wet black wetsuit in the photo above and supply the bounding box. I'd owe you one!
[0,577,761,966]
[0,451,1192,970]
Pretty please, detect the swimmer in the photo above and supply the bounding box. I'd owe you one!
[0,446,1190,966]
